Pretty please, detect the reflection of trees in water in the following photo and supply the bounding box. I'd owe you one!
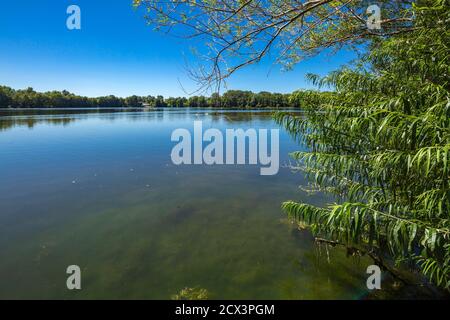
[210,111,272,123]
[0,117,77,131]
[0,108,145,117]
[0,108,147,132]
[0,109,283,132]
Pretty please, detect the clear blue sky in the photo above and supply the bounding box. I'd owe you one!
[0,0,355,97]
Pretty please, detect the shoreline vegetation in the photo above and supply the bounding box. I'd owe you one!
[0,85,313,109]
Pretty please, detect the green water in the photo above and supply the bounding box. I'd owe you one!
[0,109,381,299]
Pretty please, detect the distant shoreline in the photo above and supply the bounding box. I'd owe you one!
[0,107,302,111]
[1,85,308,109]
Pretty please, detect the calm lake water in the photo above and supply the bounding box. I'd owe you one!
[0,108,403,299]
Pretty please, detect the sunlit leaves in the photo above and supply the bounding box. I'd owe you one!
[277,2,450,289]
[135,1,415,89]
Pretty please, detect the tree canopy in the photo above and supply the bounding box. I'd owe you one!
[0,85,295,109]
[275,1,449,289]
[134,0,415,90]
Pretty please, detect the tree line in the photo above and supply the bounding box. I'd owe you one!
[0,86,299,109]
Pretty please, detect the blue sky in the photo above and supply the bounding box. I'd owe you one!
[0,0,355,97]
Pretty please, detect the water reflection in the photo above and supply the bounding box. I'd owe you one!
[0,108,297,132]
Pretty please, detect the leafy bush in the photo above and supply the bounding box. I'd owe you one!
[275,1,450,289]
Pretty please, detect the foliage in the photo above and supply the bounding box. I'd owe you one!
[275,1,450,289]
[0,86,294,109]
[171,287,210,300]
[134,0,415,89]
[0,86,138,109]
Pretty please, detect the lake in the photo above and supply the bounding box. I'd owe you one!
[0,108,409,299]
